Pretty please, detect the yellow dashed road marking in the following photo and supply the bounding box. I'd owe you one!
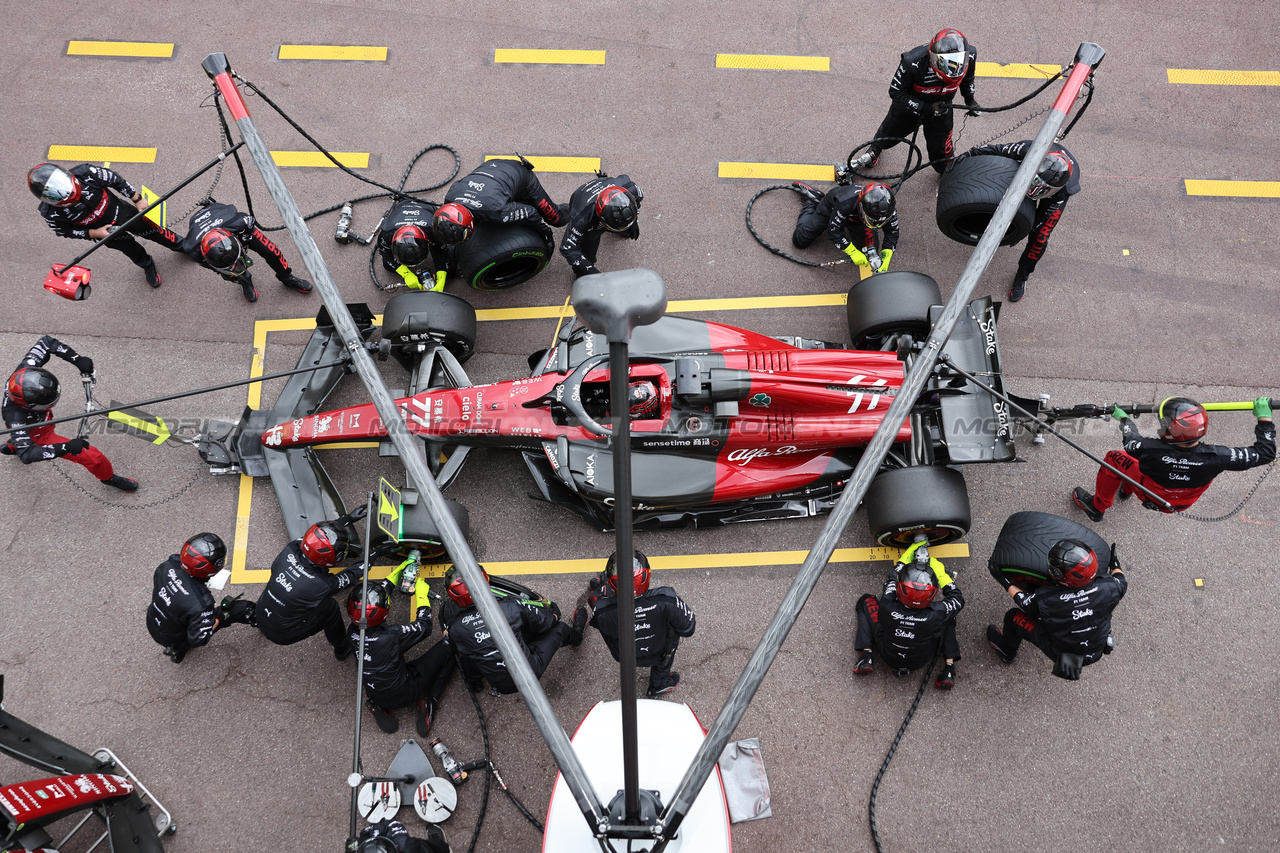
[494,49,605,65]
[975,61,1061,78]
[1185,179,1280,198]
[484,154,601,173]
[277,45,388,61]
[271,151,369,168]
[67,41,174,58]
[719,161,837,181]
[1168,69,1280,86]
[715,54,829,71]
[47,145,156,163]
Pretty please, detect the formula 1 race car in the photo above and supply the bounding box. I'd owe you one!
[198,270,1015,552]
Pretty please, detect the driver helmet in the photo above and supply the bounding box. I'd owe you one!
[180,533,227,580]
[595,186,638,232]
[6,367,60,411]
[300,522,350,567]
[433,203,474,246]
[391,224,430,267]
[1047,539,1099,588]
[604,550,652,596]
[628,380,660,420]
[347,582,392,627]
[928,29,970,82]
[1157,396,1208,444]
[857,182,896,228]
[1027,150,1072,200]
[895,562,938,608]
[446,566,490,608]
[199,228,244,272]
[28,163,82,206]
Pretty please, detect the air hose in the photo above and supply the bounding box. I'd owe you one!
[867,649,940,853]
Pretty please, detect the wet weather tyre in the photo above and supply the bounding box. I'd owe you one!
[989,511,1111,588]
[455,222,551,291]
[866,465,971,547]
[381,290,477,366]
[935,154,1037,246]
[846,271,942,350]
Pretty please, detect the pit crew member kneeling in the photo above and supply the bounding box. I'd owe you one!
[986,539,1126,680]
[559,172,643,277]
[146,533,255,663]
[255,506,387,660]
[790,181,898,272]
[443,568,586,694]
[348,575,455,736]
[854,540,962,690]
[376,197,456,292]
[585,550,696,699]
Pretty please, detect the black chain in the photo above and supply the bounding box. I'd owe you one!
[1181,465,1275,523]
[53,463,202,511]
[165,94,232,227]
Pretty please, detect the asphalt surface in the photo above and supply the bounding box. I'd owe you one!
[2,3,1278,852]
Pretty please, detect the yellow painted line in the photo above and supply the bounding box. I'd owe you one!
[1184,179,1280,198]
[47,145,155,163]
[1168,69,1280,86]
[278,44,388,61]
[715,54,829,71]
[484,154,601,173]
[271,150,368,168]
[230,475,259,583]
[975,61,1061,79]
[411,543,971,580]
[67,41,173,58]
[718,161,837,182]
[494,49,605,65]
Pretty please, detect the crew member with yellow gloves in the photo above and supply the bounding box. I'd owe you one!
[790,180,898,273]
[376,198,455,292]
[853,539,964,689]
[347,569,455,736]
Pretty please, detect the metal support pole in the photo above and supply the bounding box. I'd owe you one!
[607,340,641,823]
[347,491,376,848]
[654,43,1106,845]
[200,52,607,832]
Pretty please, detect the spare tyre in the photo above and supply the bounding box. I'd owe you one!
[935,154,1037,246]
[988,511,1111,589]
[846,271,941,350]
[455,222,552,291]
[865,465,971,547]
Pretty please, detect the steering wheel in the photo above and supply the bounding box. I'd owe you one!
[555,353,612,437]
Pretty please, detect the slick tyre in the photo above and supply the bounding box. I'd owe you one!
[935,154,1037,246]
[989,510,1111,589]
[866,465,971,547]
[381,290,477,366]
[455,222,551,291]
[376,496,470,562]
[846,271,942,350]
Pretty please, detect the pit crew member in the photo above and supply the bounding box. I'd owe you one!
[559,172,643,277]
[3,336,137,491]
[376,197,455,292]
[986,539,1126,680]
[586,550,696,698]
[1072,397,1275,521]
[790,181,899,271]
[853,540,963,690]
[356,819,449,853]
[180,200,312,303]
[440,156,567,250]
[146,533,255,663]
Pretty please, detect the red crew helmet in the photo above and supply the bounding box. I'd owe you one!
[1047,539,1099,588]
[895,562,938,608]
[180,532,227,579]
[300,522,350,567]
[347,582,392,627]
[6,367,60,411]
[604,550,652,596]
[446,566,490,608]
[1157,396,1208,443]
[433,203,474,246]
[927,29,970,82]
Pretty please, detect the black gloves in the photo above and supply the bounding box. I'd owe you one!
[988,561,1013,590]
[930,101,951,117]
[1108,543,1121,572]
[1053,652,1083,681]
[335,505,368,528]
[64,437,89,454]
[626,222,640,240]
[76,356,94,376]
[965,101,981,117]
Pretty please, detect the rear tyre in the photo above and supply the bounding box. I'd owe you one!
[935,154,1037,246]
[989,511,1111,589]
[381,291,477,366]
[846,271,942,350]
[866,465,971,547]
[456,222,551,291]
